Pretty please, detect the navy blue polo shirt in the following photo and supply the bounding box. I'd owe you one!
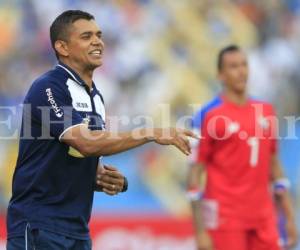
[7,62,106,239]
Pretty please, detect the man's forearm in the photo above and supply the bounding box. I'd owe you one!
[187,163,207,234]
[276,192,295,220]
[63,127,153,157]
[85,130,151,156]
[191,199,206,234]
[270,154,295,220]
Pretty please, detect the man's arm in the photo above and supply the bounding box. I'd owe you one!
[270,154,298,248]
[61,125,196,157]
[187,162,213,250]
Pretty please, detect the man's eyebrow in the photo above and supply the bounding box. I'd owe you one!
[80,30,102,36]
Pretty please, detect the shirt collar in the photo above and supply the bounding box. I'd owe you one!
[56,61,88,87]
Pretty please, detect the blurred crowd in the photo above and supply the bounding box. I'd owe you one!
[1,0,300,216]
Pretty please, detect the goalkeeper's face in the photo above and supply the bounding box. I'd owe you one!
[61,19,105,70]
[218,51,249,94]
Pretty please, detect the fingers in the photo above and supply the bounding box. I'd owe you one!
[97,176,123,191]
[102,165,124,178]
[153,127,198,155]
[103,165,118,171]
[171,132,192,155]
[197,243,213,249]
[183,129,200,139]
[102,169,123,179]
[180,134,192,154]
[287,236,298,248]
[96,164,118,175]
[173,139,190,156]
[96,164,105,175]
[96,164,125,195]
[286,222,298,248]
[102,188,118,196]
[177,128,199,140]
[97,165,123,184]
[98,181,122,195]
[176,129,196,153]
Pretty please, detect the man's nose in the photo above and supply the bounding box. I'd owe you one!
[92,36,104,47]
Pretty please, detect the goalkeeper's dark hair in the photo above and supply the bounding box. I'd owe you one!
[50,10,95,59]
[217,45,241,72]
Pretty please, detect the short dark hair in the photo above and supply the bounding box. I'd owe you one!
[50,10,95,59]
[217,45,241,71]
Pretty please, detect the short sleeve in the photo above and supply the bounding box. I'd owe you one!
[25,78,83,140]
[189,110,203,164]
[196,113,214,165]
[268,105,278,154]
[189,109,211,165]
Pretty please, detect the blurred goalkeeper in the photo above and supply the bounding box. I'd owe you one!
[6,10,197,250]
[187,45,298,250]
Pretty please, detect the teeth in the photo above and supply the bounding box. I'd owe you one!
[90,50,102,55]
[92,52,100,55]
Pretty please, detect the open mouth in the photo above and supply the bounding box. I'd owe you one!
[89,49,103,57]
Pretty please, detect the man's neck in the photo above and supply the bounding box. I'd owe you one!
[60,59,93,89]
[223,89,248,106]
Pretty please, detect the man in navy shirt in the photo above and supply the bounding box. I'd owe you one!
[7,10,196,250]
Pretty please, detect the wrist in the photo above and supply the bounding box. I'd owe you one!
[144,128,158,142]
[94,182,103,192]
[285,214,295,221]
[273,178,290,195]
[186,187,204,201]
[196,228,208,235]
[121,177,128,192]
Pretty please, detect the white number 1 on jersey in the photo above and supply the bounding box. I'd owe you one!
[247,137,259,167]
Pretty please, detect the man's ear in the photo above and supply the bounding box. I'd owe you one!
[218,71,224,83]
[54,40,69,57]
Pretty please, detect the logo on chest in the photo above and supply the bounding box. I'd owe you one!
[227,121,240,134]
[46,88,64,118]
[258,116,270,130]
[76,102,90,109]
[66,79,93,112]
[223,116,270,140]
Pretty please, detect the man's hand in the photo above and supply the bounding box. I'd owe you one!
[196,231,213,250]
[95,165,125,195]
[153,128,199,155]
[285,218,298,249]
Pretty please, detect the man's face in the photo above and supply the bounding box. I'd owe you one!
[218,51,248,93]
[65,19,104,69]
